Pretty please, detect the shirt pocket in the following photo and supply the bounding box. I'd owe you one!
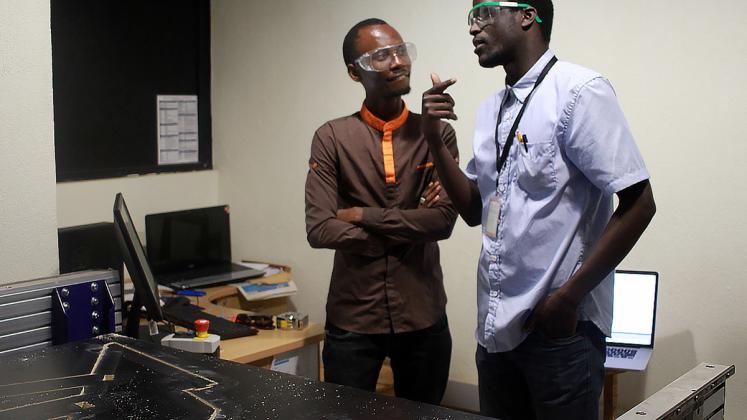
[516,140,557,197]
[415,161,436,190]
[415,161,434,171]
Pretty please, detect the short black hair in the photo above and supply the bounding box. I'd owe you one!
[342,18,388,66]
[530,0,554,42]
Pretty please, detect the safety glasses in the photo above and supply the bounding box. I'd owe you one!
[468,2,543,29]
[354,42,417,72]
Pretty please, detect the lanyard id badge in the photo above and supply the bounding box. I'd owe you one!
[485,56,557,239]
[485,194,501,238]
[494,56,557,185]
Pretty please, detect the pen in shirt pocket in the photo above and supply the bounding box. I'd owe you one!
[516,131,529,152]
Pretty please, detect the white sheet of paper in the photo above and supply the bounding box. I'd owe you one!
[157,95,199,165]
[271,355,299,375]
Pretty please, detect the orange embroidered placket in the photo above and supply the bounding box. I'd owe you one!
[360,103,409,184]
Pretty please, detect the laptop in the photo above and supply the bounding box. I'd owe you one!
[145,205,263,290]
[605,270,659,371]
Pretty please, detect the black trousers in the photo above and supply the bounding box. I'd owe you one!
[322,315,452,405]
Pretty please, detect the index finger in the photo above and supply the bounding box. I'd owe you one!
[424,76,457,95]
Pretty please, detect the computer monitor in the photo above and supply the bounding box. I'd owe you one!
[58,222,123,277]
[113,193,164,328]
[145,205,232,274]
[58,222,124,311]
[608,270,659,347]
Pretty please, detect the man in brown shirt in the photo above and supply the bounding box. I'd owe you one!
[304,19,459,404]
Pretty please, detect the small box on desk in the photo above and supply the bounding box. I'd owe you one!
[213,295,295,316]
[214,262,297,316]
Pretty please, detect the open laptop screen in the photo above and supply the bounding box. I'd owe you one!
[145,205,232,274]
[607,270,659,347]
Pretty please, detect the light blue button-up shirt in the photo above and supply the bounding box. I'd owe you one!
[464,50,650,352]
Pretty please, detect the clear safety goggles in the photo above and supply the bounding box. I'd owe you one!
[354,42,417,72]
[468,2,542,29]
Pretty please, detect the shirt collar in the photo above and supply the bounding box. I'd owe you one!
[360,102,409,132]
[506,49,555,104]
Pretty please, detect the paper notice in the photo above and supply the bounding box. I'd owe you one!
[157,95,199,165]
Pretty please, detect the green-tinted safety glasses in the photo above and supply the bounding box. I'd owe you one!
[468,2,543,29]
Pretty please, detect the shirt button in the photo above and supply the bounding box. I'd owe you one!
[489,291,498,298]
[489,255,497,262]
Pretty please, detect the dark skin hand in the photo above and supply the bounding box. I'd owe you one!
[523,290,579,339]
[419,182,442,208]
[421,74,483,226]
[524,180,656,338]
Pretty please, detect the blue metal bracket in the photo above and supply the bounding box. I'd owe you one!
[52,279,116,344]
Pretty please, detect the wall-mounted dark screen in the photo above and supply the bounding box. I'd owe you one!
[51,0,212,182]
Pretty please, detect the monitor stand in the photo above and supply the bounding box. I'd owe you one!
[137,325,172,344]
[125,292,171,342]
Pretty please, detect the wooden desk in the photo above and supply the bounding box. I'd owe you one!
[603,369,626,420]
[165,265,324,375]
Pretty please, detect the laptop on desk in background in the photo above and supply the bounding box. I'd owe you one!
[145,205,263,290]
[605,270,659,371]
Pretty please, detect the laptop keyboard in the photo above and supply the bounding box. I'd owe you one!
[607,347,638,359]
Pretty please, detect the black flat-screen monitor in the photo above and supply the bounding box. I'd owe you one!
[113,193,163,323]
[58,222,123,278]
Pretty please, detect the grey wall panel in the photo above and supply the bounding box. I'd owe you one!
[0,270,122,354]
[0,327,52,352]
[0,296,51,319]
[0,341,51,356]
[0,288,52,306]
[0,312,52,336]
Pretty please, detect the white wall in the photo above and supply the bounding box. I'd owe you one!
[0,1,221,286]
[0,0,59,283]
[212,0,747,416]
[57,171,221,234]
[4,0,741,414]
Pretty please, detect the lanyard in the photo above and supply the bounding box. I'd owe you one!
[494,56,558,186]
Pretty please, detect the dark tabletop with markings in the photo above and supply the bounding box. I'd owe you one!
[0,334,493,419]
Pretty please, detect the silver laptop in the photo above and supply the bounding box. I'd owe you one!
[605,270,659,371]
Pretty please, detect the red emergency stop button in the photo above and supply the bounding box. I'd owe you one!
[194,319,210,339]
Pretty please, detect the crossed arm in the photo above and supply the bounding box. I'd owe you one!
[305,125,459,256]
[336,202,457,245]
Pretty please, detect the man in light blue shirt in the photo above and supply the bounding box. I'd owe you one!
[421,1,656,418]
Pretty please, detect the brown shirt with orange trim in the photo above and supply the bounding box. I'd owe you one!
[305,103,459,334]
